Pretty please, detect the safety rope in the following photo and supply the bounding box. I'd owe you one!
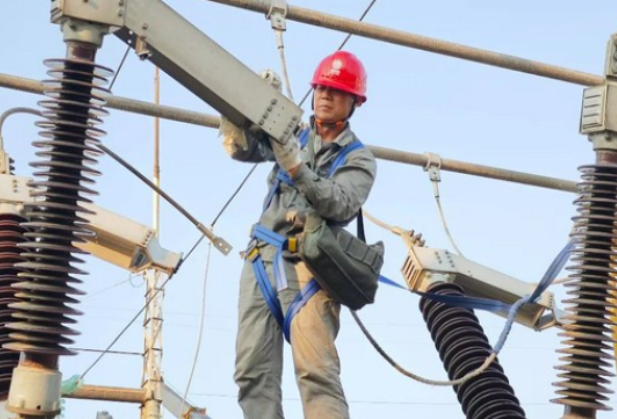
[180,242,213,418]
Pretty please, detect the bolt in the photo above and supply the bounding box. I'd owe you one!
[271,99,278,105]
[118,10,124,17]
[292,115,298,121]
[267,106,273,111]
[262,113,269,119]
[119,0,125,5]
[143,23,149,30]
[258,120,265,126]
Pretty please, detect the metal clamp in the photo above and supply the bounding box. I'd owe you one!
[266,0,287,31]
[423,152,442,182]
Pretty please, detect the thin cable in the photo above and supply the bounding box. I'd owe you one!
[210,163,258,227]
[96,141,230,258]
[434,187,465,256]
[70,348,142,356]
[187,392,560,406]
[211,0,380,235]
[183,236,206,264]
[109,45,132,90]
[129,273,146,288]
[80,275,173,380]
[274,30,294,101]
[96,143,201,226]
[179,242,213,417]
[182,151,258,266]
[82,276,134,300]
[0,107,42,150]
[93,141,218,274]
[424,153,465,256]
[350,310,496,386]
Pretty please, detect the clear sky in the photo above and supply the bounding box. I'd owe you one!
[1,1,616,418]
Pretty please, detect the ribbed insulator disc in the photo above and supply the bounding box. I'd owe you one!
[420,282,526,418]
[0,214,27,399]
[552,164,617,411]
[3,57,112,356]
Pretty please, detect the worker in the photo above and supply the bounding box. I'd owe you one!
[220,51,377,419]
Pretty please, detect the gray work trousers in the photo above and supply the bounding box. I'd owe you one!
[235,256,350,419]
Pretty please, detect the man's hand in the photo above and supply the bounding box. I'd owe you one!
[270,135,302,173]
[219,69,282,156]
[219,116,248,156]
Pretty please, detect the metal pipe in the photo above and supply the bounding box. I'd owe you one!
[63,385,146,404]
[369,145,578,193]
[0,72,578,194]
[205,0,604,87]
[0,72,220,128]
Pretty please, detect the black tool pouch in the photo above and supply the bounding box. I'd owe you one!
[299,210,384,310]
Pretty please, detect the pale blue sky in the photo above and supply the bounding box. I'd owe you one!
[1,1,616,418]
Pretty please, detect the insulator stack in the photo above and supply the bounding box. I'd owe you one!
[552,163,617,412]
[420,282,527,419]
[3,46,112,356]
[0,214,27,399]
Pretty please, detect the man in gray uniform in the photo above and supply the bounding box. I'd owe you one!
[221,51,377,419]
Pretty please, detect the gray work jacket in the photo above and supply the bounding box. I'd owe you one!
[230,123,377,262]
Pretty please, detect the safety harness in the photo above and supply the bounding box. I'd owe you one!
[246,127,365,343]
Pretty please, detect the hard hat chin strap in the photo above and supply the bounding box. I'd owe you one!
[311,95,358,129]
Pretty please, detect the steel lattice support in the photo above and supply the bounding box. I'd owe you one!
[141,269,165,419]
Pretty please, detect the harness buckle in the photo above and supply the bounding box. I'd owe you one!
[286,236,298,253]
[247,247,260,262]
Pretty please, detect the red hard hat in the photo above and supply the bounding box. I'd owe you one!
[310,51,367,103]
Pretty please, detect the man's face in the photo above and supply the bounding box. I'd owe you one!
[313,85,355,124]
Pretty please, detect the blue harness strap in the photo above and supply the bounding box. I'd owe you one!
[263,128,312,212]
[251,131,366,343]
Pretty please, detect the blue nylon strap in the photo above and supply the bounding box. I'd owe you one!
[273,247,288,290]
[252,132,367,342]
[327,141,365,177]
[379,275,511,313]
[530,240,573,302]
[252,224,286,247]
[491,241,573,354]
[378,240,573,314]
[276,170,294,186]
[283,279,321,343]
[251,255,285,329]
[252,225,289,290]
